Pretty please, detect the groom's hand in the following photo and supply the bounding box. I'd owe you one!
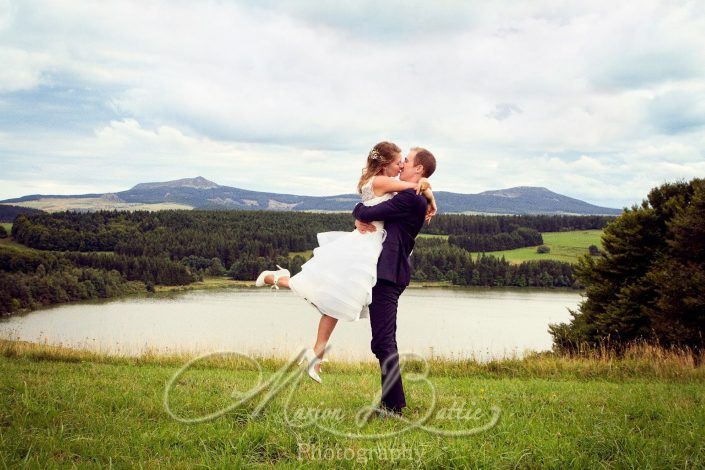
[355,219,377,234]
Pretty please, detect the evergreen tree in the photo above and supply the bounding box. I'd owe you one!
[550,178,705,352]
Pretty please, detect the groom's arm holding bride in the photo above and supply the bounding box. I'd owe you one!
[352,186,437,233]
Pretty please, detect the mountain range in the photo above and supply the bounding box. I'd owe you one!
[0,176,622,215]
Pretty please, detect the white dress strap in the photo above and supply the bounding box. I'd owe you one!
[361,176,377,202]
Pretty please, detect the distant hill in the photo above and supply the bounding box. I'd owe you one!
[0,176,622,215]
[434,186,621,214]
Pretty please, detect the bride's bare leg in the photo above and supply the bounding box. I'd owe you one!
[313,315,338,370]
[264,275,290,288]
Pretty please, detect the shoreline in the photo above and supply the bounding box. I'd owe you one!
[1,275,582,319]
[154,276,583,293]
[1,338,703,380]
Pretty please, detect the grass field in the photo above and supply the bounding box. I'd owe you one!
[288,250,313,260]
[421,230,604,264]
[1,340,703,467]
[154,276,255,292]
[297,231,602,266]
[0,223,11,233]
[418,233,449,240]
[471,230,604,264]
[0,235,37,252]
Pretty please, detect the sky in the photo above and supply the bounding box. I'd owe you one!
[1,0,704,208]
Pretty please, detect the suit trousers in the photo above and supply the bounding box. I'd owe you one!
[369,279,407,412]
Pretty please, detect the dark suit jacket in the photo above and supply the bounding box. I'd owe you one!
[352,189,428,287]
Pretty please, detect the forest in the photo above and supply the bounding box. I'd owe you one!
[0,204,43,223]
[448,227,543,252]
[0,211,609,315]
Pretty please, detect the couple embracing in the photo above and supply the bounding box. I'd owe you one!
[256,142,437,415]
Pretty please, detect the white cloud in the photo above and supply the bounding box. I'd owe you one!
[0,0,704,207]
[0,47,52,92]
[0,118,364,197]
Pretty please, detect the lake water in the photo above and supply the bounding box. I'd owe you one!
[0,288,580,361]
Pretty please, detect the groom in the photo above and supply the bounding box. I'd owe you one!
[352,147,437,415]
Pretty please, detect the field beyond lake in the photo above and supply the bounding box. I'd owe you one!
[472,230,603,264]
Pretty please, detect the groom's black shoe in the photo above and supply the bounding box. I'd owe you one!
[375,406,403,420]
[358,405,403,423]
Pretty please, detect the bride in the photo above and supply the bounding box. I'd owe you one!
[255,141,437,382]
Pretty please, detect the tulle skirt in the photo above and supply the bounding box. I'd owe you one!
[288,228,385,322]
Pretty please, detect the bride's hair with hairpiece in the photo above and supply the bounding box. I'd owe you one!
[357,141,402,193]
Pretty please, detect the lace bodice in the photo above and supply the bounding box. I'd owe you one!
[360,176,393,232]
[361,176,394,205]
[360,177,376,202]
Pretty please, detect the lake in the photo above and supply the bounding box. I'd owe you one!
[0,288,580,361]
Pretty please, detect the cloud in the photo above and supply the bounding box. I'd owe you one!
[586,1,705,91]
[0,118,364,197]
[0,0,704,207]
[647,87,705,135]
[486,103,522,121]
[0,47,52,92]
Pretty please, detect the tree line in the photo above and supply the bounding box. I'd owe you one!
[0,250,132,314]
[0,204,43,223]
[423,214,612,236]
[448,227,543,252]
[11,210,353,267]
[410,238,575,287]
[12,210,607,264]
[0,248,197,314]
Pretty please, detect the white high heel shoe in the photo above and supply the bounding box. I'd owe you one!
[255,265,290,289]
[297,348,323,383]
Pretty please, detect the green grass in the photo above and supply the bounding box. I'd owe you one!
[473,230,604,264]
[418,233,449,240]
[288,250,313,261]
[1,340,704,467]
[0,223,40,253]
[0,236,38,252]
[155,276,256,292]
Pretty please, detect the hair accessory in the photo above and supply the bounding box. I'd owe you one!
[369,149,382,161]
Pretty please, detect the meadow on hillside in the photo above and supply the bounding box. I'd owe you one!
[472,230,604,264]
[1,340,703,467]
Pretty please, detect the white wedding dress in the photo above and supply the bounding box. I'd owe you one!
[288,176,392,321]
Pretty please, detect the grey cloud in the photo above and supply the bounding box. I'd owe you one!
[591,51,702,91]
[0,84,121,133]
[486,103,522,121]
[247,0,482,38]
[647,90,705,135]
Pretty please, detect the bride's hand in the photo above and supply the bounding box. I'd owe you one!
[425,199,437,224]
